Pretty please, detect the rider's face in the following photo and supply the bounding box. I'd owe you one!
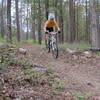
[50,18,54,21]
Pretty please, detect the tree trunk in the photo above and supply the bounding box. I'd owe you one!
[90,0,100,49]
[96,0,100,36]
[96,0,100,47]
[69,0,76,43]
[7,0,12,43]
[38,0,42,44]
[45,0,49,20]
[54,0,58,21]
[0,0,5,38]
[26,0,29,40]
[20,0,23,36]
[59,0,64,43]
[85,0,90,42]
[31,0,36,42]
[75,1,79,42]
[15,0,20,42]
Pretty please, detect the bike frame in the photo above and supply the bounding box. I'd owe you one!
[49,32,57,45]
[47,31,58,58]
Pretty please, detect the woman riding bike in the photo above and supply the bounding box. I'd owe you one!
[44,13,60,47]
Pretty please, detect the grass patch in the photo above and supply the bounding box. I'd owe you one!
[26,40,46,48]
[46,65,55,73]
[12,37,22,48]
[31,41,90,51]
[74,92,92,100]
[26,39,34,44]
[56,80,65,90]
[59,42,90,51]
[95,51,100,55]
[0,37,21,48]
[0,37,6,43]
[48,79,54,86]
[25,69,41,79]
[41,40,46,48]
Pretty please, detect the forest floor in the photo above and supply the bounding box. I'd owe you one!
[0,43,100,100]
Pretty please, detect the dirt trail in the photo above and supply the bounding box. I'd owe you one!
[23,44,100,96]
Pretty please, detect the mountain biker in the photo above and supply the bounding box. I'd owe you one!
[44,13,60,47]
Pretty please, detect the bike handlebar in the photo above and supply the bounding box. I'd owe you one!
[49,32,57,35]
[46,31,60,35]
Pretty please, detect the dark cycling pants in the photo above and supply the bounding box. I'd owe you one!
[46,27,54,34]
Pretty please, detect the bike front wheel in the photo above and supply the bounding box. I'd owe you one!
[52,43,58,59]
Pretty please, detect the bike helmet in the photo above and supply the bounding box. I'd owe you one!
[48,13,55,20]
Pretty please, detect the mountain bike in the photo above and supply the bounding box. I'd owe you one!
[46,31,58,59]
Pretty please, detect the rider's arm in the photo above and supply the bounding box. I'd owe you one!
[44,24,47,32]
[54,21,60,31]
[44,21,49,32]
